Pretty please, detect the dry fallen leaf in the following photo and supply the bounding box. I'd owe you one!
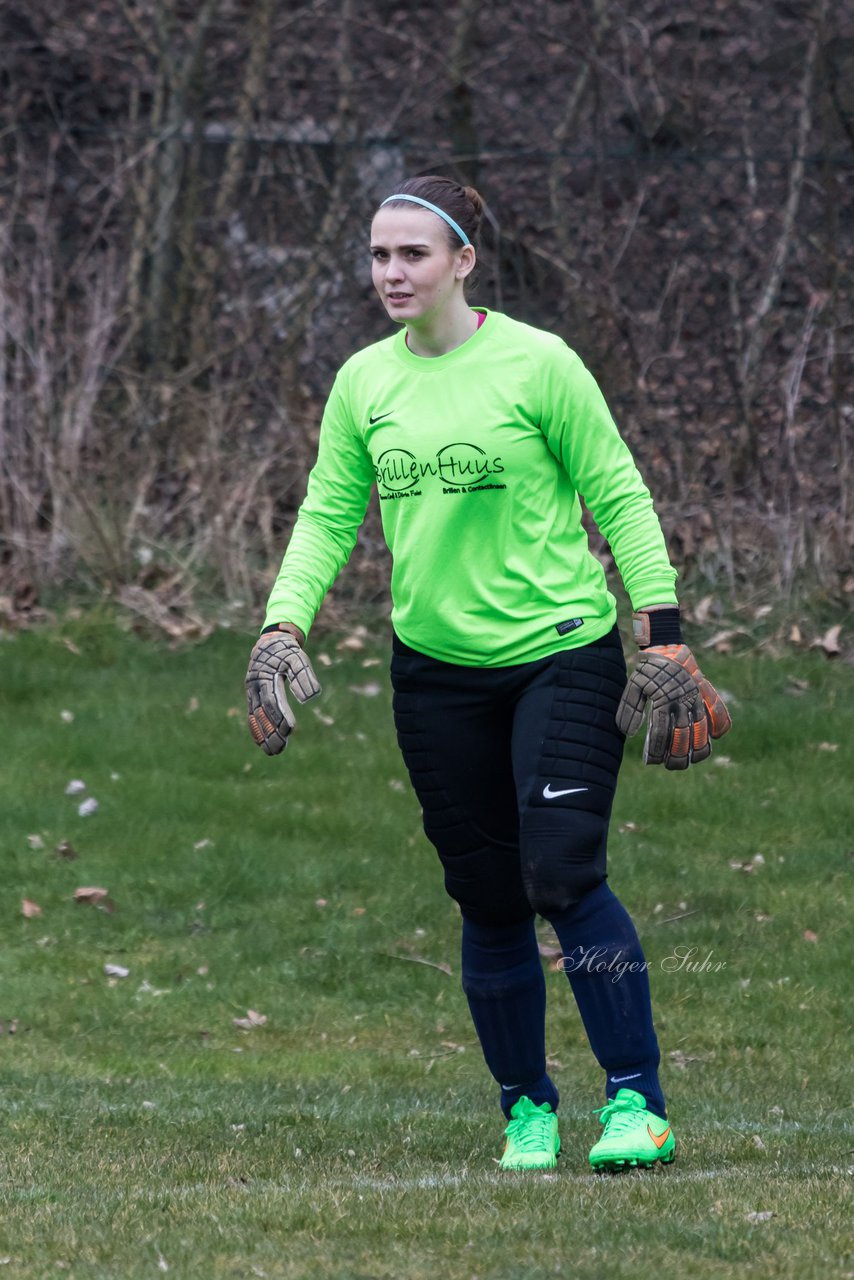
[54,841,79,860]
[703,628,746,653]
[186,696,200,713]
[668,1049,702,1070]
[349,682,382,697]
[811,624,842,658]
[233,1009,267,1030]
[74,887,115,912]
[815,741,839,752]
[692,594,717,624]
[802,929,818,943]
[726,854,762,873]
[136,980,170,997]
[540,945,566,971]
[337,635,365,653]
[21,899,42,918]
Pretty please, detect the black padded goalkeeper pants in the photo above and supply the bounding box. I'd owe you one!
[390,626,628,925]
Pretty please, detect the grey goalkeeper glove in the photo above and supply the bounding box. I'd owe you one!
[245,624,321,755]
[616,642,732,770]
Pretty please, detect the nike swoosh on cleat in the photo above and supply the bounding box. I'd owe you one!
[542,784,588,799]
[648,1124,672,1149]
[369,410,394,424]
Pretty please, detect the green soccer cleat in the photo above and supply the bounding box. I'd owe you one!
[588,1088,676,1172]
[499,1096,560,1171]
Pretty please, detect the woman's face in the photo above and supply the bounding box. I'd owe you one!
[370,206,473,326]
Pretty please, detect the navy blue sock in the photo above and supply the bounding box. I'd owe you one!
[461,915,559,1118]
[546,881,666,1120]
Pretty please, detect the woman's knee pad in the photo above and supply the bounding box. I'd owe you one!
[440,844,533,927]
[520,811,608,917]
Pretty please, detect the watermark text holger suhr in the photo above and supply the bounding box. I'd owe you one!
[558,945,727,983]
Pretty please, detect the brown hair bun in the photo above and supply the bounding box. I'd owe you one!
[463,186,485,222]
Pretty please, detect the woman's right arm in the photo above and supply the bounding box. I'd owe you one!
[263,370,375,639]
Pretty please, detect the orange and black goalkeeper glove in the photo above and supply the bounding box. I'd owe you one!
[616,608,732,770]
[245,623,321,755]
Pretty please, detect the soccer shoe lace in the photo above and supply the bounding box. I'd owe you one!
[499,1096,559,1171]
[593,1096,643,1137]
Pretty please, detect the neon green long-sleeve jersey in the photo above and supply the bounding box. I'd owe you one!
[264,310,677,666]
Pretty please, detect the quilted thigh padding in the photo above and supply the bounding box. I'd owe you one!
[390,649,533,927]
[390,629,629,924]
[513,634,628,917]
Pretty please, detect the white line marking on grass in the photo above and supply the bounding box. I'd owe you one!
[345,1168,727,1191]
[352,1174,469,1190]
[706,1119,853,1135]
[343,1165,851,1192]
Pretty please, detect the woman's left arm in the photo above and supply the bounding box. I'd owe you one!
[540,342,731,768]
[538,344,677,612]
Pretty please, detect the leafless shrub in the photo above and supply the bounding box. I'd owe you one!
[0,0,850,636]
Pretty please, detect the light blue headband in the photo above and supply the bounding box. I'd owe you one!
[380,193,471,247]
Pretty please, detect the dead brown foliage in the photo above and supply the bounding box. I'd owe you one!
[0,1,851,630]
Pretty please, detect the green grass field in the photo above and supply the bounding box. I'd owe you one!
[0,616,851,1279]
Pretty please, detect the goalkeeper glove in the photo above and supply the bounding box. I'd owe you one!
[616,607,732,770]
[245,623,321,755]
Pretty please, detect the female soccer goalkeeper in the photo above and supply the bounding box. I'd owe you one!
[245,175,731,1173]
